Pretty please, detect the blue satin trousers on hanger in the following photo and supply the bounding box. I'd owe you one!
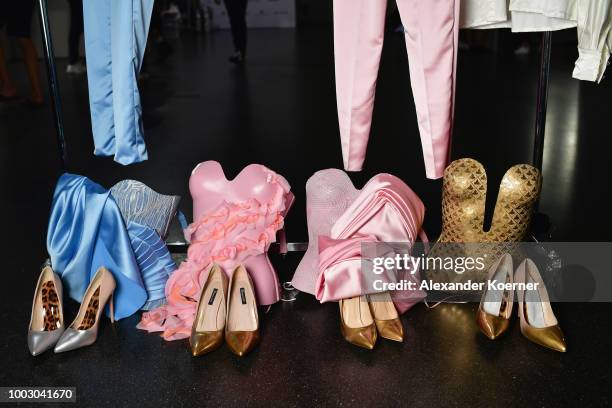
[83,0,154,165]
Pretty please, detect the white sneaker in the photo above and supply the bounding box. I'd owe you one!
[66,63,86,75]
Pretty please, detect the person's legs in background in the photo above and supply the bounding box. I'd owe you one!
[16,35,44,105]
[8,1,44,105]
[223,0,248,64]
[0,1,43,104]
[0,3,19,99]
[66,0,85,74]
[0,40,19,100]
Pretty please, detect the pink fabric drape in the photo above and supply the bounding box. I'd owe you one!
[292,170,427,315]
[318,174,427,313]
[334,0,459,179]
[316,234,405,303]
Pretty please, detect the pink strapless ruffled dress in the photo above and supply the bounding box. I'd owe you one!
[138,162,293,340]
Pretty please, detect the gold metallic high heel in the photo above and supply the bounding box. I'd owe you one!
[476,253,514,340]
[27,265,65,356]
[339,296,377,349]
[225,265,260,357]
[54,267,116,353]
[368,292,403,342]
[515,259,566,353]
[190,264,228,357]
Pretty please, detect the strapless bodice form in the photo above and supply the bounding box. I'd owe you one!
[292,169,426,312]
[110,179,181,239]
[139,162,293,341]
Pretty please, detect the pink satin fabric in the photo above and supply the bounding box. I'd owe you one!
[138,162,293,340]
[334,0,459,179]
[316,235,403,304]
[292,169,426,314]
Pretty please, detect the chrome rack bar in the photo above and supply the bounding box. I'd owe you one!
[531,31,553,240]
[38,0,67,170]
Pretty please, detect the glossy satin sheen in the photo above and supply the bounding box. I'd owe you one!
[127,222,177,311]
[334,0,459,178]
[47,174,147,320]
[316,235,400,303]
[293,170,426,314]
[83,0,154,165]
[138,162,293,341]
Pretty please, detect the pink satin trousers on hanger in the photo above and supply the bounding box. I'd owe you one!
[334,0,459,179]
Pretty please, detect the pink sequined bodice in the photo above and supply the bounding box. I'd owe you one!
[292,169,359,294]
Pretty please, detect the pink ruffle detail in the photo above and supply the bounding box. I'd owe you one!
[137,182,289,341]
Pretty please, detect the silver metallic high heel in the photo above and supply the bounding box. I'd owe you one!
[27,265,65,356]
[54,267,116,353]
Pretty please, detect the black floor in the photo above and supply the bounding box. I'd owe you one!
[1,27,611,406]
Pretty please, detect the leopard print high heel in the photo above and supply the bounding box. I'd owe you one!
[27,265,65,356]
[54,267,116,353]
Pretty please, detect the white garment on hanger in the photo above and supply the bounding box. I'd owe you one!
[573,0,612,82]
[461,0,577,31]
[460,0,509,29]
[461,0,612,82]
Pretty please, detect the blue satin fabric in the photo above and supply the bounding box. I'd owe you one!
[127,221,177,310]
[47,174,147,319]
[83,0,154,165]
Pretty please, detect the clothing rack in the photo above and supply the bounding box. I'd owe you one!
[38,0,553,248]
[531,32,553,239]
[38,0,67,171]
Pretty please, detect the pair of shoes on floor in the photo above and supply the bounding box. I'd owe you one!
[27,265,116,356]
[339,292,404,350]
[477,254,566,352]
[190,264,259,357]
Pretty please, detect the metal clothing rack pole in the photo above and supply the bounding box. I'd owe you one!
[38,0,67,171]
[531,32,553,238]
[533,31,552,172]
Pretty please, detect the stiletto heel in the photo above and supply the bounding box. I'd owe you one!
[54,267,116,353]
[368,292,404,342]
[476,253,514,340]
[190,264,228,357]
[225,265,260,357]
[339,296,377,349]
[515,259,566,352]
[110,293,115,324]
[27,265,65,356]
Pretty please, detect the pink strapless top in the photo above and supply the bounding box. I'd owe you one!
[292,169,426,313]
[138,161,293,341]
